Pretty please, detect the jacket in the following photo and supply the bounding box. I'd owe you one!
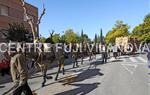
[10,53,28,85]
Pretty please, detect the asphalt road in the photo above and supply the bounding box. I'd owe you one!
[89,54,149,95]
[0,54,149,95]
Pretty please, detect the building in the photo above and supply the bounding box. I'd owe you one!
[116,36,140,53]
[116,37,128,52]
[0,0,38,42]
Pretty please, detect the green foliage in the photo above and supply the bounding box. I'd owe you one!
[3,23,31,42]
[52,34,61,43]
[39,37,46,43]
[94,34,97,43]
[97,35,104,43]
[131,13,150,43]
[45,38,51,43]
[45,30,55,43]
[144,13,150,23]
[64,29,78,43]
[95,29,105,44]
[82,33,91,43]
[105,20,130,44]
[44,30,65,43]
[80,30,84,43]
[44,29,91,44]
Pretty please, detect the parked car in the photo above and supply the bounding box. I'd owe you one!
[0,52,10,76]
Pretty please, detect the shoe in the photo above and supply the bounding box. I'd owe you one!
[42,84,45,87]
[47,76,53,79]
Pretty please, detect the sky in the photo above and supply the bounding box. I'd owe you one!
[26,0,149,40]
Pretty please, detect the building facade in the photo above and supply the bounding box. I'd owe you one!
[116,36,140,53]
[0,0,38,42]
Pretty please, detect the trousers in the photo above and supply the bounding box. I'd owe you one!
[12,82,33,95]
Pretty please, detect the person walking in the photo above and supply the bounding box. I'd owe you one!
[113,45,118,59]
[31,58,35,68]
[35,47,52,87]
[101,44,107,64]
[8,48,33,95]
[147,51,150,68]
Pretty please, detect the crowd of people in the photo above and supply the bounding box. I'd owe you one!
[0,43,150,95]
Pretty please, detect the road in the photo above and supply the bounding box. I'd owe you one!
[0,54,149,95]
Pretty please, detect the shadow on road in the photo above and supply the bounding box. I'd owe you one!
[88,60,104,69]
[58,68,103,85]
[33,67,103,92]
[110,59,123,62]
[33,81,58,92]
[30,59,103,80]
[0,77,12,85]
[55,82,100,95]
[0,85,5,88]
[74,69,103,82]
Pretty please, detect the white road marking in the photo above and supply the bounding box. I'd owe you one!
[121,63,137,75]
[122,64,137,68]
[122,65,134,75]
[122,56,147,65]
[137,57,147,63]
[129,57,138,63]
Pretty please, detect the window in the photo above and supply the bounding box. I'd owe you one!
[0,29,7,39]
[24,15,27,21]
[0,5,9,16]
[29,15,34,22]
[1,33,6,39]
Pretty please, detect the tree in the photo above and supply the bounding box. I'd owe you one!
[131,13,150,43]
[76,29,91,43]
[20,0,46,43]
[81,29,84,43]
[105,20,130,44]
[94,34,97,43]
[99,29,105,44]
[39,37,46,43]
[45,30,55,43]
[64,29,78,43]
[52,34,61,43]
[82,33,91,43]
[144,13,150,22]
[3,23,31,42]
[44,30,61,43]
